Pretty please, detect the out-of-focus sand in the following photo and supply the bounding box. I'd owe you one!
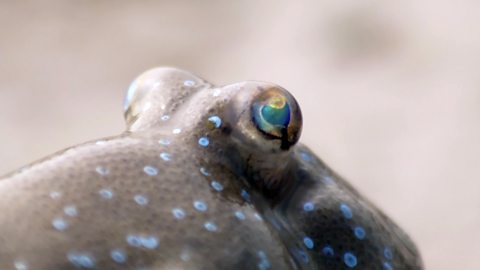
[0,1,478,269]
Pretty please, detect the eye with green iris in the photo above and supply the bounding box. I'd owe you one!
[253,94,291,139]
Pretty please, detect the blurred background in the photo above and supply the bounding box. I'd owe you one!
[0,1,478,269]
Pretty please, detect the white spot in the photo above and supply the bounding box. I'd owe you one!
[126,234,159,249]
[172,128,182,134]
[254,213,263,221]
[52,218,68,231]
[143,166,158,176]
[212,89,221,96]
[141,236,159,249]
[184,80,195,87]
[204,222,218,232]
[211,181,224,191]
[235,211,246,220]
[98,188,113,199]
[64,205,78,217]
[14,260,28,270]
[160,152,171,161]
[99,188,114,199]
[193,200,208,212]
[95,140,107,145]
[200,167,210,176]
[161,115,170,121]
[110,249,127,264]
[172,208,186,219]
[95,166,109,176]
[134,194,149,206]
[67,252,95,269]
[158,139,171,145]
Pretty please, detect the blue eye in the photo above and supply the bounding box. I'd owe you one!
[253,94,291,138]
[249,87,302,150]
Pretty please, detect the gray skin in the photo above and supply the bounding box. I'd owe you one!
[0,68,423,270]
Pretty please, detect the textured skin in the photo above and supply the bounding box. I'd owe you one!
[0,68,422,270]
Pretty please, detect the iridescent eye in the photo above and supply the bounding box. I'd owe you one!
[251,89,301,149]
[253,94,291,138]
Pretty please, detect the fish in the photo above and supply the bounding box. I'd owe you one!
[0,67,422,269]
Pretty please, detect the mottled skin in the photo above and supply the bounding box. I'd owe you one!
[0,68,422,270]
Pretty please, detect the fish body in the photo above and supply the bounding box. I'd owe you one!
[0,68,422,269]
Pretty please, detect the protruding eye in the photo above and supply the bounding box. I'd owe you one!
[249,87,302,150]
[253,94,291,138]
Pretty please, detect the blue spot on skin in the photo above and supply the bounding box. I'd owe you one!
[322,246,335,257]
[257,251,271,270]
[343,252,358,268]
[95,166,109,176]
[161,115,170,121]
[134,194,149,206]
[193,200,208,212]
[126,235,142,247]
[300,151,312,162]
[292,248,309,264]
[14,260,27,270]
[303,202,314,212]
[234,211,246,220]
[383,261,394,270]
[99,188,114,199]
[141,236,159,249]
[52,218,68,231]
[254,213,263,221]
[303,237,314,249]
[67,252,95,269]
[354,226,366,239]
[160,152,171,161]
[110,249,127,264]
[172,208,186,219]
[208,116,222,128]
[143,166,158,176]
[204,222,218,232]
[241,189,250,201]
[158,139,171,145]
[64,205,78,217]
[384,247,393,260]
[211,181,224,191]
[184,80,195,87]
[340,203,353,219]
[200,167,210,176]
[198,137,209,147]
[126,234,159,249]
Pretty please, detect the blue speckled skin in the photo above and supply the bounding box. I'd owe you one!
[0,68,422,270]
